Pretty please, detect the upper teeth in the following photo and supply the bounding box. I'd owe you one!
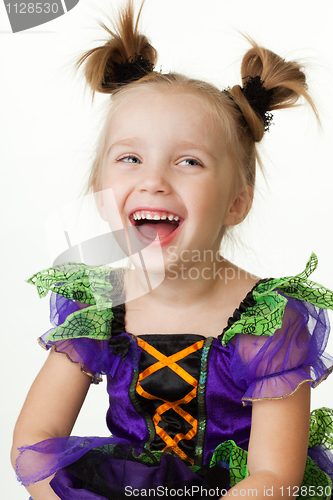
[132,210,180,221]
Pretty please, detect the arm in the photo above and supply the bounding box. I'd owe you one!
[11,346,92,500]
[224,382,310,499]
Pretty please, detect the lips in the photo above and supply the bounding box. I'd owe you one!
[129,208,183,245]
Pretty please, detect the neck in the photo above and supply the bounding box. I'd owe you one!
[124,257,233,309]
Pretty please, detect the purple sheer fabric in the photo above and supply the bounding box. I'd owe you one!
[308,445,333,481]
[38,293,112,382]
[17,436,132,485]
[229,293,333,404]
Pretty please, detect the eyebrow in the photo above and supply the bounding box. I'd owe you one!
[174,140,218,161]
[106,138,142,157]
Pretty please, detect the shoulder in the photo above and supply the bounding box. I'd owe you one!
[221,259,260,292]
[216,258,260,319]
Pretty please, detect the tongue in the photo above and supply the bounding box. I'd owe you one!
[137,222,176,240]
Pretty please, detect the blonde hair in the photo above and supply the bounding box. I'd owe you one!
[78,0,317,195]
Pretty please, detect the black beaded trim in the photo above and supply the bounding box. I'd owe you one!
[218,278,273,342]
[108,303,126,338]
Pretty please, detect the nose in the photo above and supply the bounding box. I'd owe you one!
[137,162,171,195]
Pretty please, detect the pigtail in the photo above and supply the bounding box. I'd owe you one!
[229,39,318,142]
[77,0,158,97]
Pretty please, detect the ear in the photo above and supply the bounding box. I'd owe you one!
[223,185,253,227]
[93,185,108,221]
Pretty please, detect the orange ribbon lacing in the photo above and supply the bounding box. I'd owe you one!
[136,338,204,465]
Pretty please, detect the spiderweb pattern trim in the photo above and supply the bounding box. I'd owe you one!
[308,408,333,449]
[26,262,114,309]
[40,306,113,342]
[301,456,332,499]
[27,262,118,341]
[222,253,333,346]
[209,411,333,498]
[210,440,248,488]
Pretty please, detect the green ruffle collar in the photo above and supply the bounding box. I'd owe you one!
[27,262,118,342]
[221,253,333,346]
[27,253,333,345]
[26,261,114,308]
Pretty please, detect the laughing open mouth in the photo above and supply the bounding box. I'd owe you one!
[130,210,182,241]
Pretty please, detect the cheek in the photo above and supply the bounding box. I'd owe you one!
[101,170,126,203]
[101,166,117,189]
[97,173,128,230]
[102,165,134,196]
[191,179,234,236]
[194,180,229,212]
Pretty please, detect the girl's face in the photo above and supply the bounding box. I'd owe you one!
[97,89,251,274]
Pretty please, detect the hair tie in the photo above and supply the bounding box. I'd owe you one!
[103,53,155,88]
[241,76,274,131]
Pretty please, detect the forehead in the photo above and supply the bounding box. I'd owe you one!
[106,88,225,147]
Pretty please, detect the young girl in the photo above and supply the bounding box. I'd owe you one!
[11,1,333,498]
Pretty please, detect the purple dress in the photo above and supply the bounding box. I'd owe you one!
[15,254,333,499]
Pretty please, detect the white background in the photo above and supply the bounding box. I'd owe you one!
[1,0,333,498]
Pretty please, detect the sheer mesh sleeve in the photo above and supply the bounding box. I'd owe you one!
[39,292,112,383]
[229,294,333,405]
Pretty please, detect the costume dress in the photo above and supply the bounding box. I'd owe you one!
[16,253,333,499]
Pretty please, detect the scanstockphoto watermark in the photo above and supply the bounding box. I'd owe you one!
[166,247,258,282]
[125,485,333,497]
[124,485,259,497]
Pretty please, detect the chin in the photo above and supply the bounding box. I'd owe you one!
[128,245,166,289]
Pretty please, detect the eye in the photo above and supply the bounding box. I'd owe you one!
[178,158,203,167]
[117,155,141,164]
